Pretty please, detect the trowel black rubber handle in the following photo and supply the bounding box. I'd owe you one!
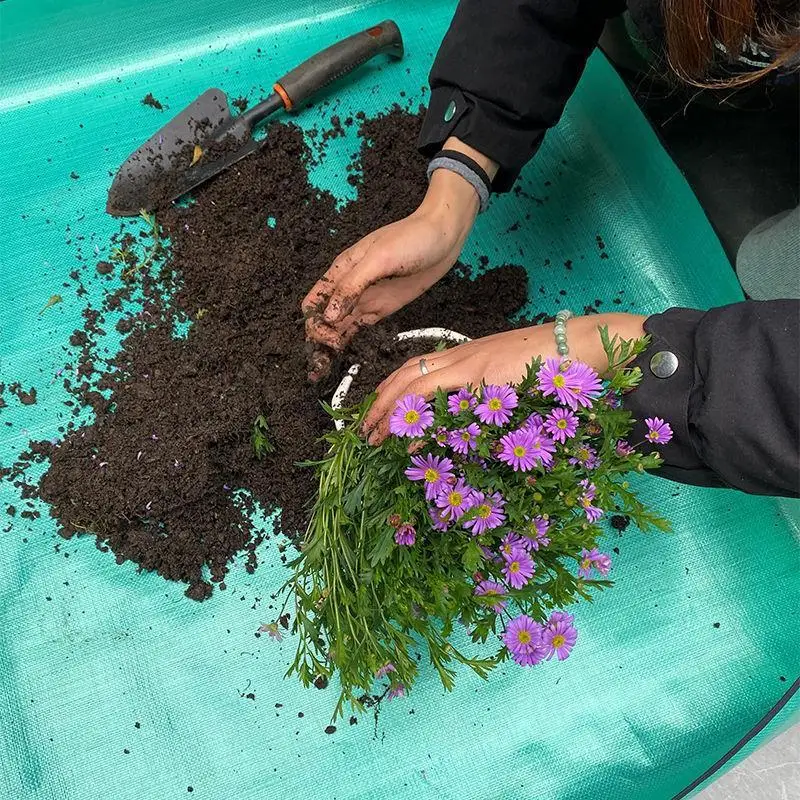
[272,21,403,111]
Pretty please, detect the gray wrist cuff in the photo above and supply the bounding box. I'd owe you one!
[426,157,490,213]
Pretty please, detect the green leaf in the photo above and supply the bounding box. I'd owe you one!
[461,540,483,574]
[38,294,63,315]
[367,526,396,568]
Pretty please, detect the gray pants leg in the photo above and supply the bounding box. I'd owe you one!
[736,206,800,300]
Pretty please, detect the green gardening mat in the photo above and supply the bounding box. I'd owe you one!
[1,1,798,798]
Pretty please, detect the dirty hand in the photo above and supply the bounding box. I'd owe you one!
[302,172,477,377]
[302,138,498,381]
[362,314,646,444]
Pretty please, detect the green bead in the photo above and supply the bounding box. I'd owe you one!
[444,100,456,122]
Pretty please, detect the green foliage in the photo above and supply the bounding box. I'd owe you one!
[112,209,165,280]
[282,334,670,720]
[251,414,275,459]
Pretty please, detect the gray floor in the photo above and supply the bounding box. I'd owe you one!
[696,725,799,799]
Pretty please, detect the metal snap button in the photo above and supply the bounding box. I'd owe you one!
[649,351,679,378]
[444,100,456,122]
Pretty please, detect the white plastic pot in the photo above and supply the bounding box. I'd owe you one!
[331,328,471,431]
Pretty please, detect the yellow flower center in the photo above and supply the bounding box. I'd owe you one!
[557,419,568,429]
[509,561,520,573]
[460,431,471,441]
[485,589,499,598]
[648,430,658,440]
[579,448,589,460]
[448,491,463,507]
[488,398,502,411]
[424,468,439,483]
[553,374,566,388]
[477,504,491,519]
[581,497,591,509]
[580,558,592,570]
[517,630,532,645]
[459,399,470,410]
[404,409,420,424]
[552,634,566,648]
[513,445,527,457]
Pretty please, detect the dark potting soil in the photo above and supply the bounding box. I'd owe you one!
[141,93,164,111]
[21,107,529,600]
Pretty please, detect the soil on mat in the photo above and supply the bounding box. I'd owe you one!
[10,107,530,600]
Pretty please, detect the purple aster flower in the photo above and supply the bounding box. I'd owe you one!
[498,428,536,471]
[475,384,518,426]
[544,408,579,443]
[564,362,604,410]
[499,531,531,556]
[387,684,406,700]
[645,417,673,445]
[577,547,601,578]
[536,357,572,405]
[394,524,416,546]
[502,547,535,589]
[433,426,449,447]
[447,422,481,455]
[529,434,556,467]
[405,453,455,501]
[569,444,599,470]
[578,480,604,523]
[615,439,635,457]
[503,615,547,666]
[523,413,545,435]
[463,491,506,535]
[435,478,475,521]
[375,663,396,679]
[448,387,477,415]
[474,580,507,613]
[594,552,612,576]
[428,505,450,532]
[526,516,551,550]
[576,547,612,578]
[537,358,602,411]
[580,495,603,522]
[390,394,434,437]
[542,614,578,661]
[548,610,574,626]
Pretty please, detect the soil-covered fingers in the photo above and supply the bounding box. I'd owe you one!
[301,237,372,318]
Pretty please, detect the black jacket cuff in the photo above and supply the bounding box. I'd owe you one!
[418,86,546,193]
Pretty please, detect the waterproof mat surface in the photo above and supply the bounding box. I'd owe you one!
[0,1,798,798]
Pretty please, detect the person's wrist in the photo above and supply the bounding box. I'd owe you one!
[418,168,479,233]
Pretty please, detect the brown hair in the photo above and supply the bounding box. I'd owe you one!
[664,0,800,86]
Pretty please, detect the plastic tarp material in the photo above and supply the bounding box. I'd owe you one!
[0,1,798,798]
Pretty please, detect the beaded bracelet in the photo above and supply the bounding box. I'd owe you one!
[554,309,573,357]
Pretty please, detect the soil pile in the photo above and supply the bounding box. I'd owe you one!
[22,108,530,599]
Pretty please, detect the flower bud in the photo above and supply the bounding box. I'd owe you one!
[387,514,402,528]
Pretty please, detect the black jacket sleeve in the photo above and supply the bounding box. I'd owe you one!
[626,301,800,497]
[418,0,626,191]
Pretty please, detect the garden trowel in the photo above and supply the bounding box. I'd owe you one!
[107,21,403,216]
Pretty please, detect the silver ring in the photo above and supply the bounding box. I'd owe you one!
[418,358,429,376]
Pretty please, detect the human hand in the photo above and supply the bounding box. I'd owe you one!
[362,314,646,444]
[302,170,479,379]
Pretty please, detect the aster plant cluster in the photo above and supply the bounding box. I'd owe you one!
[284,329,671,720]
